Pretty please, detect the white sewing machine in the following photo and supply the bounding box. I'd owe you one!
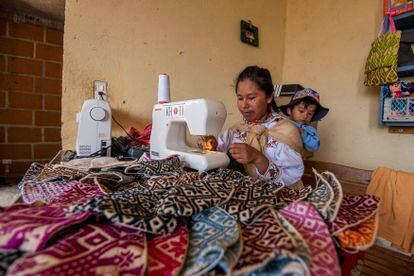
[76,98,112,157]
[150,99,230,172]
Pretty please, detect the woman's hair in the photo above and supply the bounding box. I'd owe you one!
[235,65,278,112]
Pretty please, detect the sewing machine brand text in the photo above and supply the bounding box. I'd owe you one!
[165,105,184,118]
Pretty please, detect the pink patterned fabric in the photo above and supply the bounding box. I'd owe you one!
[0,183,102,252]
[146,222,189,276]
[327,194,380,235]
[21,180,78,204]
[279,201,341,276]
[8,223,147,276]
[0,205,90,252]
[49,182,103,207]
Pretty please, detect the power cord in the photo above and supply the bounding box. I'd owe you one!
[98,91,136,141]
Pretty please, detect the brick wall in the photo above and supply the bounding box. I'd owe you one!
[0,16,63,184]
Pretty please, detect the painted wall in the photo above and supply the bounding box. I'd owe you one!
[62,0,287,148]
[283,0,413,172]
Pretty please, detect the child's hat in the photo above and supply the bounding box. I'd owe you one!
[280,88,329,121]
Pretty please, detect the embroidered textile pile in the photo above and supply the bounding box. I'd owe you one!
[0,156,380,275]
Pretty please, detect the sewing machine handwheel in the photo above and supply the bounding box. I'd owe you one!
[90,107,106,121]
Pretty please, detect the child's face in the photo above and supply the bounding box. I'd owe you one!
[288,102,317,125]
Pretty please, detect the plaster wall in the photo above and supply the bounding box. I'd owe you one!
[283,0,413,172]
[62,0,287,149]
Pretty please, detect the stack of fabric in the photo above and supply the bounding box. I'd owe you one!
[0,156,380,275]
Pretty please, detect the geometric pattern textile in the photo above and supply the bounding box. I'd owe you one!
[321,171,344,222]
[0,204,91,252]
[143,172,201,190]
[306,169,334,220]
[30,164,88,183]
[233,208,297,275]
[8,223,147,276]
[276,185,313,206]
[335,212,378,251]
[215,237,243,275]
[20,180,78,204]
[0,249,25,276]
[272,210,312,270]
[157,180,235,217]
[221,177,284,225]
[68,188,178,235]
[182,207,239,276]
[327,194,380,235]
[49,182,103,207]
[17,162,44,189]
[146,222,188,276]
[279,201,341,276]
[79,171,136,194]
[124,155,183,178]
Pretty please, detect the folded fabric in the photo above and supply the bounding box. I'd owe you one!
[221,177,284,225]
[17,162,44,189]
[321,171,344,222]
[364,31,401,86]
[68,188,178,235]
[20,180,78,204]
[145,222,189,276]
[182,207,239,276]
[49,182,103,207]
[8,223,147,276]
[124,155,183,178]
[55,156,138,171]
[277,185,313,206]
[0,204,90,252]
[280,201,341,276]
[0,249,25,276]
[234,208,310,275]
[79,171,136,194]
[327,194,380,235]
[215,236,243,275]
[366,167,414,253]
[31,164,88,183]
[305,169,335,220]
[157,179,235,217]
[335,212,378,251]
[144,172,201,190]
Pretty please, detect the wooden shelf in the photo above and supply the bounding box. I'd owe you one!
[394,9,414,30]
[388,126,414,134]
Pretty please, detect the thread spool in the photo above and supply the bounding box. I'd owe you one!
[157,74,170,103]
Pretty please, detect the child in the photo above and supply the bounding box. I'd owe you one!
[280,88,329,153]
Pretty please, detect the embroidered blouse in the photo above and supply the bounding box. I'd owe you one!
[217,113,304,187]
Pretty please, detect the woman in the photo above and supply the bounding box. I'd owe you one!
[217,65,304,187]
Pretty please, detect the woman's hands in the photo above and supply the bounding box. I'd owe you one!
[229,143,269,174]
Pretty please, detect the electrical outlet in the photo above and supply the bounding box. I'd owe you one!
[94,80,108,101]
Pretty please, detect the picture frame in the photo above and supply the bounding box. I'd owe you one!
[240,20,259,47]
[385,0,414,13]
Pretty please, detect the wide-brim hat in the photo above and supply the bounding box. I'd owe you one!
[280,88,329,121]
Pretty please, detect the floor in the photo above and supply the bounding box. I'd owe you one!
[362,245,414,275]
[0,184,20,207]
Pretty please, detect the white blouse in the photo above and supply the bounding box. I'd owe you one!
[217,114,304,187]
